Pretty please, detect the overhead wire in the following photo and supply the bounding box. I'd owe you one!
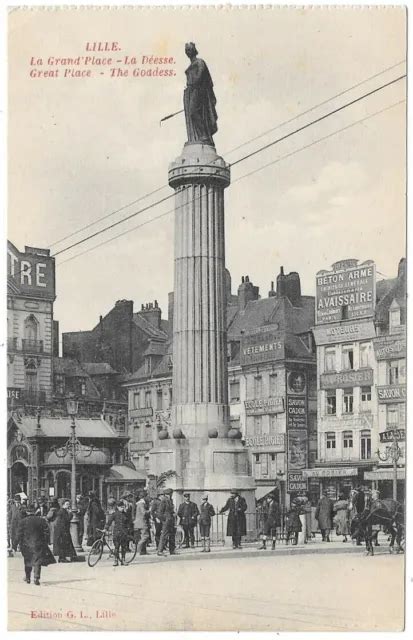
[51,73,406,260]
[56,98,405,269]
[48,59,405,249]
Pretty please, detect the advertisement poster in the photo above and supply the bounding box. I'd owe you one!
[4,2,406,634]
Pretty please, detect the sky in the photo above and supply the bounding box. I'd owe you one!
[8,5,406,338]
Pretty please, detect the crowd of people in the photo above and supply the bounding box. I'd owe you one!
[7,484,382,585]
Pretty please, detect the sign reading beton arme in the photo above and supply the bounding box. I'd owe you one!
[316,261,375,325]
[240,329,284,366]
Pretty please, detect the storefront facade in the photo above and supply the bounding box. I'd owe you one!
[311,259,378,499]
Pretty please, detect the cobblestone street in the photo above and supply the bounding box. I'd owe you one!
[8,541,404,632]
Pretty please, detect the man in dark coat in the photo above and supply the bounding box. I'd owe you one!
[199,494,215,552]
[157,488,177,556]
[106,502,130,566]
[285,502,302,545]
[219,490,247,549]
[53,499,77,562]
[315,491,334,541]
[150,492,163,549]
[18,503,56,585]
[259,492,281,550]
[10,495,26,552]
[177,492,199,548]
[86,492,105,546]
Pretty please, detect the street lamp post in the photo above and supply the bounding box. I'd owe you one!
[376,434,401,501]
[54,396,95,553]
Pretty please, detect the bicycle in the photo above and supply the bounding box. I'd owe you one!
[87,528,138,567]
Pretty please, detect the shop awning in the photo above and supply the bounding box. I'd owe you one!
[105,464,147,483]
[255,485,278,501]
[302,467,359,479]
[364,468,405,481]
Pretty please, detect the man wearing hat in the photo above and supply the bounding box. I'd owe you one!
[259,491,281,550]
[10,494,26,552]
[157,488,177,556]
[199,494,215,552]
[177,492,199,548]
[18,503,56,585]
[219,489,247,549]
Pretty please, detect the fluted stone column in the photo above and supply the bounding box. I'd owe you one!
[169,143,230,439]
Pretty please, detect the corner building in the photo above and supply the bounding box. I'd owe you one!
[309,258,392,499]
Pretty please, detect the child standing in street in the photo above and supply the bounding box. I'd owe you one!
[106,501,130,566]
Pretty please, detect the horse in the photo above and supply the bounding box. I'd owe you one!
[350,498,404,556]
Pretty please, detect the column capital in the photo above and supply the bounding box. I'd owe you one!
[168,142,230,189]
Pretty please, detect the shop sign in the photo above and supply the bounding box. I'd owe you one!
[316,261,375,325]
[379,429,406,443]
[245,434,285,449]
[7,240,56,300]
[286,395,307,429]
[8,387,23,401]
[129,407,153,419]
[244,397,284,415]
[302,467,358,478]
[373,334,406,360]
[287,430,308,471]
[320,368,373,390]
[312,321,375,345]
[376,385,406,403]
[287,471,308,492]
[240,329,284,366]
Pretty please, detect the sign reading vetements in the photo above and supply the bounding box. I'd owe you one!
[240,330,284,366]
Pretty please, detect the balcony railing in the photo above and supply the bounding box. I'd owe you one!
[22,339,44,353]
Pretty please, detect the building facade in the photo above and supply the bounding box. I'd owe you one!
[7,241,56,407]
[366,258,406,500]
[308,258,406,501]
[227,269,317,507]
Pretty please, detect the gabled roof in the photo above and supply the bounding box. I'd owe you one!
[132,313,169,340]
[375,273,406,328]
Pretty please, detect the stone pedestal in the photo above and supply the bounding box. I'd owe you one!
[149,142,255,530]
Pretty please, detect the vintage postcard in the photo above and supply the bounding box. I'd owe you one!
[5,2,407,633]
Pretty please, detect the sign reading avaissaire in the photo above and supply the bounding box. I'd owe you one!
[316,261,375,325]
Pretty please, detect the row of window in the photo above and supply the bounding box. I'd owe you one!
[325,343,405,386]
[229,373,280,403]
[326,387,371,415]
[325,430,371,459]
[133,388,172,410]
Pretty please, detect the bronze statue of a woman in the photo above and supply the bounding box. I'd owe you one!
[184,43,218,146]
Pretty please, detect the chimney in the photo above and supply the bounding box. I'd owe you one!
[139,301,162,329]
[398,257,406,280]
[268,281,276,298]
[276,266,286,297]
[276,267,302,305]
[285,272,302,306]
[237,275,259,310]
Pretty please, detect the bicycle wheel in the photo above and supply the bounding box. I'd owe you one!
[88,539,104,567]
[123,538,138,565]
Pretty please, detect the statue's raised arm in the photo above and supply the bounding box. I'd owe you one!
[184,42,218,146]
